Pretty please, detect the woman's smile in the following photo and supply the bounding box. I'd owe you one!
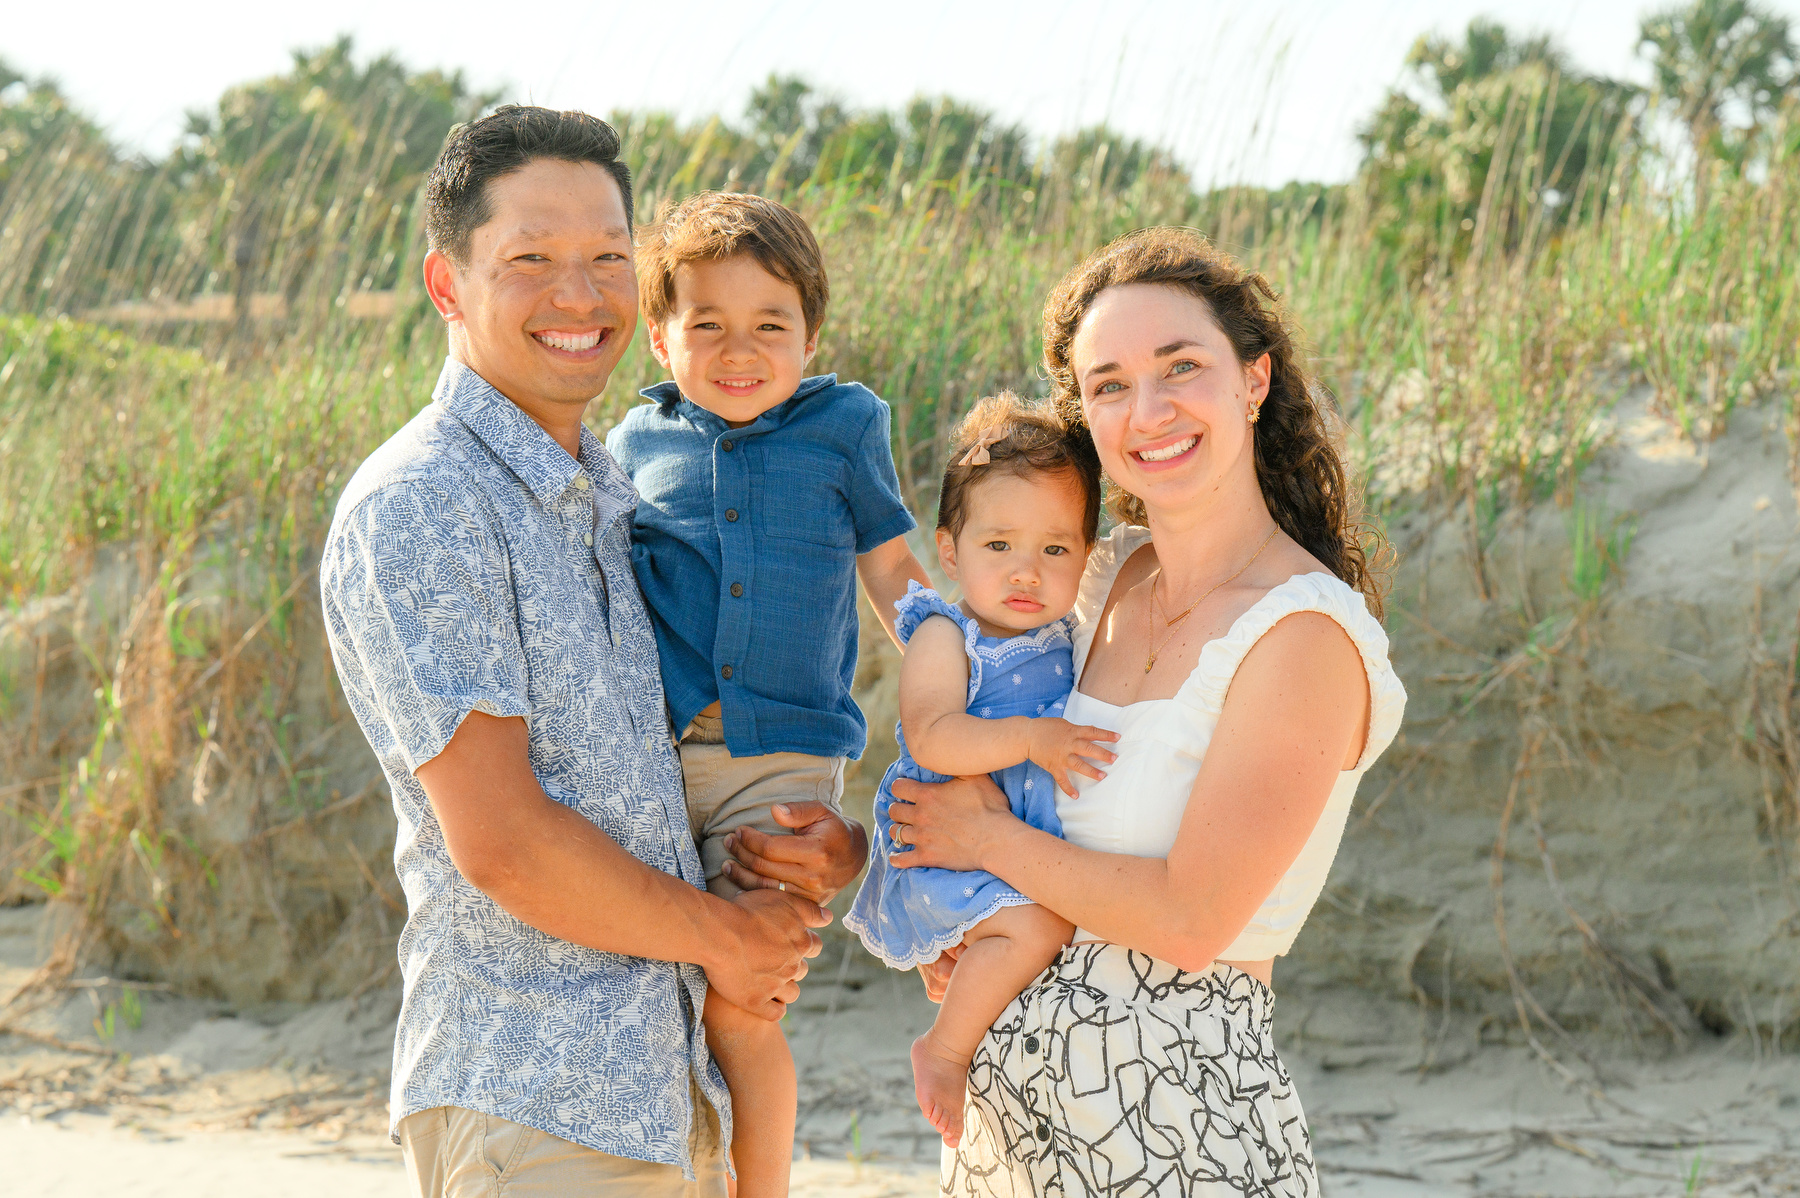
[1130,432,1200,468]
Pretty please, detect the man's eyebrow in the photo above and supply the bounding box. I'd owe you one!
[506,226,631,242]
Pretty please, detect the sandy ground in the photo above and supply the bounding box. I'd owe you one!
[4,905,1797,1196]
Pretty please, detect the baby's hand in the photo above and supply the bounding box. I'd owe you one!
[1025,717,1119,796]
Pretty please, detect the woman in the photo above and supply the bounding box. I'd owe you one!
[886,228,1408,1196]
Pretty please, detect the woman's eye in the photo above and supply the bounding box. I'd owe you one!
[1169,360,1197,376]
[1093,379,1125,397]
[985,541,1010,552]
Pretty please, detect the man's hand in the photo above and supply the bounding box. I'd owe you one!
[704,889,831,1020]
[721,801,869,903]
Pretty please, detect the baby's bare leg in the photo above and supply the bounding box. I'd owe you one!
[911,903,1073,1147]
[703,989,795,1198]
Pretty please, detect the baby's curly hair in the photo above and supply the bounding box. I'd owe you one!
[936,392,1103,545]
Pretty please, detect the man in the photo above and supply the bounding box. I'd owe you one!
[320,105,868,1196]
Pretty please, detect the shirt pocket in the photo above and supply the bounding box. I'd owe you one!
[755,446,854,547]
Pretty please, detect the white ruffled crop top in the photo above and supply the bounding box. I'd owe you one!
[1058,525,1408,960]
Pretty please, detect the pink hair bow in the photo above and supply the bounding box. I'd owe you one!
[957,428,1006,467]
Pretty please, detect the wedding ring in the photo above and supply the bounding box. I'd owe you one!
[891,824,908,847]
[777,881,786,892]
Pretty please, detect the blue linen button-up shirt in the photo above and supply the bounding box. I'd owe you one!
[320,359,727,1173]
[607,374,916,759]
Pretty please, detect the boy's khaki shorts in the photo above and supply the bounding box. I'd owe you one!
[677,712,845,898]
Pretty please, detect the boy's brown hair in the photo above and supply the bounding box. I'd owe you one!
[936,392,1103,546]
[636,191,830,338]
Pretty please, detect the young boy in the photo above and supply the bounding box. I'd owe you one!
[608,191,928,1197]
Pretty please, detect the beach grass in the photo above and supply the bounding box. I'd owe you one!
[0,75,1796,993]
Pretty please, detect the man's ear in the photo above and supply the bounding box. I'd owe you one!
[934,527,960,580]
[422,250,461,322]
[646,319,673,371]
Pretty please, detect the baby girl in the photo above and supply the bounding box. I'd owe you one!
[845,393,1117,1146]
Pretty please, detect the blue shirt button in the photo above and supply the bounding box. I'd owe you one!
[725,509,738,522]
[721,665,733,680]
[721,439,734,451]
[730,583,744,598]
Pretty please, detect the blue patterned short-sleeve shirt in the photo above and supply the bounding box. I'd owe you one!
[320,359,727,1173]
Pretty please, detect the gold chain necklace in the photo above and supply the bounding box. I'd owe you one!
[1144,525,1280,674]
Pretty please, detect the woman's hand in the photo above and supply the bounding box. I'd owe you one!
[888,774,1014,873]
[721,802,869,904]
[1025,717,1118,795]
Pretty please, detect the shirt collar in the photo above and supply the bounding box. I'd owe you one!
[640,373,840,434]
[434,358,608,506]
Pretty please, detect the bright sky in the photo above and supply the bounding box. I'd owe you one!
[11,0,1800,186]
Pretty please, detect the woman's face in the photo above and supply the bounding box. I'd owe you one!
[1071,283,1269,520]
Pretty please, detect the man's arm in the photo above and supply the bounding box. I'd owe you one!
[856,533,931,650]
[418,710,828,1019]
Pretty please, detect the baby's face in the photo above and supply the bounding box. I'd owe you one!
[647,254,816,428]
[937,469,1092,638]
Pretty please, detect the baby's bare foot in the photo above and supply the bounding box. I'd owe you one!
[911,1033,972,1147]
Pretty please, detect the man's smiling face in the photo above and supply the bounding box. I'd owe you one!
[426,157,638,414]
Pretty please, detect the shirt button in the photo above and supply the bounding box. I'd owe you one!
[720,665,733,680]
[730,583,743,598]
[1023,1034,1040,1054]
[574,477,590,491]
[583,533,594,547]
[721,439,734,452]
[1035,1122,1051,1143]
[725,509,738,522]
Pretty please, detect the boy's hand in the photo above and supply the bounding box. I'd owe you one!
[1025,717,1118,796]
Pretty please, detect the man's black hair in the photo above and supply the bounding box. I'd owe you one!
[424,105,635,267]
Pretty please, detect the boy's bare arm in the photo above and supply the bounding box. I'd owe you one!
[856,534,932,649]
[417,710,827,1020]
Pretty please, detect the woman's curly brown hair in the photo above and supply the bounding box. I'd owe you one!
[1042,227,1385,616]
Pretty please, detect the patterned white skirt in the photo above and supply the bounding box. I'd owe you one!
[940,942,1317,1197]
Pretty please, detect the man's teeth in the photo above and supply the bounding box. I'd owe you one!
[536,330,603,351]
[1139,436,1197,462]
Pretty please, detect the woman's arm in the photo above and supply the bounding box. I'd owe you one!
[891,611,1367,971]
[901,616,1115,793]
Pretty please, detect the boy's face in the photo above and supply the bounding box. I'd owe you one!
[647,254,818,427]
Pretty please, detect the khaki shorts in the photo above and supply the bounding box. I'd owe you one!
[398,1091,727,1197]
[678,712,845,898]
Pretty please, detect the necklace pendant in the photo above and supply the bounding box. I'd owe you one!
[1144,653,1155,674]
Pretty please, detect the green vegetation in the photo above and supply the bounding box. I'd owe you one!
[0,1,1797,990]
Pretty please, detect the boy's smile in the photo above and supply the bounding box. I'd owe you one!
[648,254,819,428]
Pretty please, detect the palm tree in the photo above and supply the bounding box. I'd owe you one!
[1639,0,1797,163]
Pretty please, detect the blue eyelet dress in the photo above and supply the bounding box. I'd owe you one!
[845,583,1075,970]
